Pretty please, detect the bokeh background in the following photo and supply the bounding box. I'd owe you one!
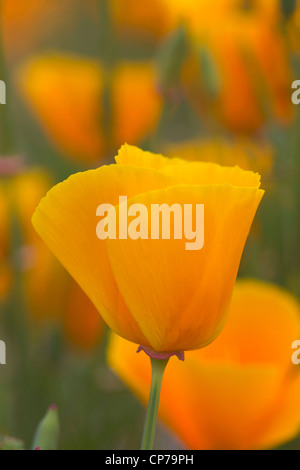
[1,0,300,450]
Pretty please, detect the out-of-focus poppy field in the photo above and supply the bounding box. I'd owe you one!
[1,0,300,451]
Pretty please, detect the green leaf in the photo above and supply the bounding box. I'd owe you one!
[156,25,189,90]
[199,47,221,99]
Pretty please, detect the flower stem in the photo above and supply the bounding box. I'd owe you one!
[140,357,169,450]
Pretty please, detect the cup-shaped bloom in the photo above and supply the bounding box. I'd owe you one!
[32,145,263,353]
[108,280,300,450]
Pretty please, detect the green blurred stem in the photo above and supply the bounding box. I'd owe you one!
[0,1,14,155]
[140,358,169,450]
[97,0,116,155]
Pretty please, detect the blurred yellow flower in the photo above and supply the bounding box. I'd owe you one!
[9,169,64,319]
[0,167,104,350]
[108,279,300,450]
[32,144,263,353]
[0,182,12,300]
[18,55,162,163]
[112,63,163,149]
[165,138,274,179]
[18,55,105,163]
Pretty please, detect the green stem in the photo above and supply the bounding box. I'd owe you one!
[140,357,169,450]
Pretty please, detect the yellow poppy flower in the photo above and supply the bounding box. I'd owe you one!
[108,279,300,450]
[18,55,162,163]
[32,144,264,353]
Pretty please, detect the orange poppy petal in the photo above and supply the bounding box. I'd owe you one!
[115,144,184,170]
[107,333,286,450]
[163,359,286,450]
[63,280,105,350]
[32,164,176,345]
[257,372,300,450]
[116,144,262,188]
[196,280,300,369]
[161,161,261,188]
[106,183,263,351]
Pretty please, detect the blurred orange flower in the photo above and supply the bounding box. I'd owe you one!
[18,55,162,163]
[110,0,177,41]
[0,166,104,349]
[0,181,12,300]
[108,279,300,450]
[110,0,293,132]
[18,55,105,164]
[112,63,163,149]
[32,144,263,353]
[2,0,72,59]
[183,1,294,132]
[288,2,300,54]
[111,0,278,39]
